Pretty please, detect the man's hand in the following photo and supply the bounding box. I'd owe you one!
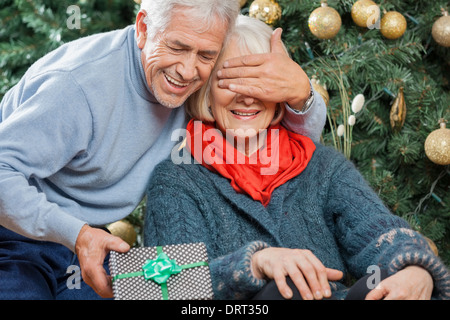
[251,247,343,300]
[217,28,311,110]
[75,224,130,298]
[365,265,433,300]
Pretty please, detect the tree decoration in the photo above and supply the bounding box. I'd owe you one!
[311,77,330,106]
[240,0,248,8]
[389,87,406,132]
[351,93,365,113]
[351,0,380,28]
[107,220,138,247]
[380,11,407,40]
[308,1,342,40]
[248,0,282,26]
[432,9,450,47]
[425,119,450,166]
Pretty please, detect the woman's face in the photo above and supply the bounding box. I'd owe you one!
[209,39,278,139]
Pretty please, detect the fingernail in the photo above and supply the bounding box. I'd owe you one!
[119,242,130,251]
[324,289,331,297]
[218,80,224,87]
[223,61,229,68]
[306,293,313,300]
[217,70,222,77]
[315,290,323,299]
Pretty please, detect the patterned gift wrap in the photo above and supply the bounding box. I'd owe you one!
[109,242,214,300]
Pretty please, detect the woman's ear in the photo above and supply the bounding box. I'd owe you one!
[270,103,285,126]
[136,10,148,49]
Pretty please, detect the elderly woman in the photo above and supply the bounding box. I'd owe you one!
[144,15,450,300]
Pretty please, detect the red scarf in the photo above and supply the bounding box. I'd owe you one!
[186,119,315,207]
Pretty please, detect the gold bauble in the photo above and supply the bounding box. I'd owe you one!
[389,87,406,132]
[380,11,407,40]
[311,78,330,106]
[249,0,282,26]
[432,11,450,47]
[424,120,450,166]
[107,220,137,247]
[133,0,141,4]
[308,3,342,40]
[351,0,380,28]
[240,0,248,8]
[424,236,439,256]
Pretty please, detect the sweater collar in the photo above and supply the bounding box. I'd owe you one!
[128,26,159,103]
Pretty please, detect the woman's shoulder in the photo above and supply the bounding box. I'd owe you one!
[308,142,348,169]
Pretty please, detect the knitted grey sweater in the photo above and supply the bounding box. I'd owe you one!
[144,143,450,300]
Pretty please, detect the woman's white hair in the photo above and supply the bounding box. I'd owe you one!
[139,0,240,42]
[186,15,287,122]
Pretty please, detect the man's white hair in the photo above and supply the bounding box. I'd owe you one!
[139,0,240,42]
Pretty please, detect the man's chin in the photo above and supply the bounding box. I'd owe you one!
[152,86,188,109]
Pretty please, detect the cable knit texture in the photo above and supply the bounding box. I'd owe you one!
[144,143,450,300]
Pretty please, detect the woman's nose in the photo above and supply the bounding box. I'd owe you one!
[236,93,256,106]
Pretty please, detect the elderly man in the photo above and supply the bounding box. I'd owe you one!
[0,0,326,299]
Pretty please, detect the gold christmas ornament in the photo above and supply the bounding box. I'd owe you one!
[351,0,380,28]
[308,3,342,40]
[240,0,248,8]
[133,0,141,4]
[249,0,282,26]
[107,220,137,247]
[424,236,439,256]
[432,10,450,47]
[389,87,406,132]
[380,11,407,40]
[311,78,330,106]
[425,119,450,166]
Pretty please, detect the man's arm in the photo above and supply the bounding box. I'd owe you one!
[0,74,92,249]
[0,73,130,298]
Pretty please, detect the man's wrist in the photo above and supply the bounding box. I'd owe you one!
[286,88,315,114]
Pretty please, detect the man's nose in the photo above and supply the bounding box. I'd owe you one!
[176,54,198,82]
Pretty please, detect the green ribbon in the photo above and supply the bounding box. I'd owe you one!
[112,246,208,300]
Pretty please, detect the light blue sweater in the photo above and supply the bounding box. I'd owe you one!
[0,26,326,251]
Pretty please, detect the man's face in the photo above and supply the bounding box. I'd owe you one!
[139,10,227,108]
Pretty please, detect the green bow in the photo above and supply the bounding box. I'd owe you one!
[111,246,209,300]
[142,252,182,284]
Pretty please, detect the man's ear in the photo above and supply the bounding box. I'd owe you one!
[136,10,148,49]
[270,103,285,126]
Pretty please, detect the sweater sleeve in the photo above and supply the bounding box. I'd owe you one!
[325,154,450,300]
[281,84,327,143]
[144,163,268,299]
[0,72,93,251]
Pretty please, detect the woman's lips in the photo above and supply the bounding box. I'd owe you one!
[230,109,261,120]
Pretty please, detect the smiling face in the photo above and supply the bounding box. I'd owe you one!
[138,9,227,108]
[209,38,279,139]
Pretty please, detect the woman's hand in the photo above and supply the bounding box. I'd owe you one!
[365,265,433,300]
[251,247,343,300]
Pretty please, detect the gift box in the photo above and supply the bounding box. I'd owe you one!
[109,242,214,300]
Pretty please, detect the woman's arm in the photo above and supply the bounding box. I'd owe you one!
[325,153,450,299]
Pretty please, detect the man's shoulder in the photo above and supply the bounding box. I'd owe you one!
[26,26,134,78]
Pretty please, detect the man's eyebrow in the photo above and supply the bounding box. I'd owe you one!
[171,40,219,57]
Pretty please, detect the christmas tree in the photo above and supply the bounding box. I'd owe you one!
[1,0,449,265]
[0,0,137,98]
[243,0,449,265]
